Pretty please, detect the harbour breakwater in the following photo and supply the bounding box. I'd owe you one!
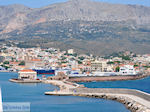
[44,80,150,112]
[67,74,149,82]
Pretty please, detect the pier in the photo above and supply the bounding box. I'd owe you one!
[9,79,41,83]
[44,80,150,112]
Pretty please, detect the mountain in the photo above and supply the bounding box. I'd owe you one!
[0,0,150,55]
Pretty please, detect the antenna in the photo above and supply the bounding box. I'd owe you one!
[0,88,2,112]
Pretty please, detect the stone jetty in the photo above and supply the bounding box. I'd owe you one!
[67,74,149,82]
[44,80,150,112]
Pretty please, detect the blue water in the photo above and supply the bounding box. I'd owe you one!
[79,76,150,93]
[0,72,129,112]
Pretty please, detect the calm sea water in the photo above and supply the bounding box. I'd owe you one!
[0,72,130,112]
[79,76,150,93]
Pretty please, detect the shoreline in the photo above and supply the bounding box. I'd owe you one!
[44,80,150,112]
[67,74,149,82]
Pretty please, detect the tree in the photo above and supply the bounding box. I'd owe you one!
[78,61,82,64]
[3,61,9,64]
[134,65,138,67]
[107,61,114,64]
[72,53,77,57]
[114,61,121,64]
[121,55,130,60]
[1,65,9,70]
[115,66,120,72]
[78,56,85,60]
[19,61,25,66]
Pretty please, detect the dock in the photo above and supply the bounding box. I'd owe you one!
[44,80,150,112]
[9,79,41,83]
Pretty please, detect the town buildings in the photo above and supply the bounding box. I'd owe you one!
[120,65,136,75]
[91,60,107,72]
[0,45,149,75]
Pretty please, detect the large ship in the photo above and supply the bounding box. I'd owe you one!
[33,69,55,75]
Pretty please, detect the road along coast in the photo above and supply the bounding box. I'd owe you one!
[44,80,150,112]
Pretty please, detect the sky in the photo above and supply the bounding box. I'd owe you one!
[0,0,150,8]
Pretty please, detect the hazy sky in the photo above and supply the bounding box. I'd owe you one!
[0,0,150,8]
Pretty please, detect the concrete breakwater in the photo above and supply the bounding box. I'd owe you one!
[9,79,41,83]
[71,88,150,112]
[73,93,150,112]
[44,80,150,112]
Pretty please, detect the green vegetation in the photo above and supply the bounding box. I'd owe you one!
[133,54,137,57]
[61,56,67,60]
[5,20,150,55]
[78,56,85,60]
[3,61,9,64]
[115,66,120,72]
[72,53,77,57]
[18,61,25,66]
[121,55,130,60]
[78,60,82,64]
[107,61,114,64]
[114,61,121,64]
[143,66,150,68]
[1,65,9,69]
[134,65,138,67]
[37,55,42,57]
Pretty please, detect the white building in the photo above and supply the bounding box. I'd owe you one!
[119,65,136,75]
[67,49,74,54]
[18,69,37,80]
[91,60,108,72]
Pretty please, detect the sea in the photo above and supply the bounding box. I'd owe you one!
[2,72,150,112]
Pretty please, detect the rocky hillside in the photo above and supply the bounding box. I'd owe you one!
[0,0,150,55]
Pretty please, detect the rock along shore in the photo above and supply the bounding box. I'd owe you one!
[44,80,150,112]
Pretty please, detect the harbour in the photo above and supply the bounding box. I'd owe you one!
[1,0,150,112]
[6,69,150,112]
[44,80,150,112]
[0,72,130,112]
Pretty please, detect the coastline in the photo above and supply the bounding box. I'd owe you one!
[7,72,150,111]
[44,80,150,112]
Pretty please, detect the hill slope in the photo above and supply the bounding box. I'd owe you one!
[0,0,150,55]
